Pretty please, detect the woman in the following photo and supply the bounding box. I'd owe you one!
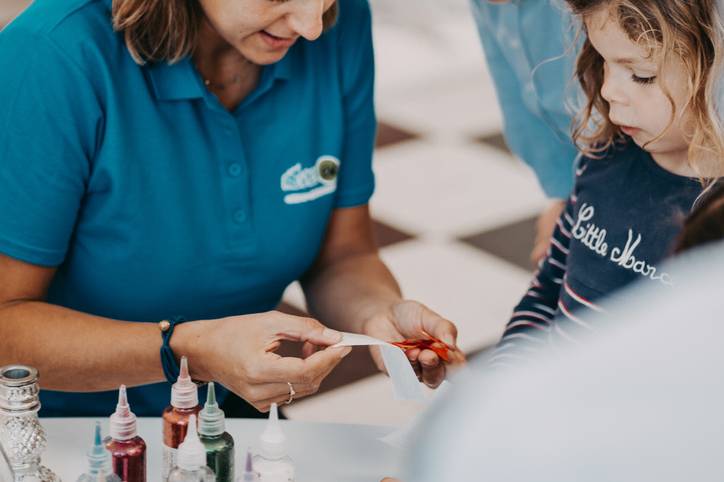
[0,0,459,417]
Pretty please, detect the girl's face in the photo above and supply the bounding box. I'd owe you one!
[586,8,692,164]
[198,0,336,65]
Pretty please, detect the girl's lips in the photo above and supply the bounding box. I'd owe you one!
[620,125,641,137]
[259,31,296,49]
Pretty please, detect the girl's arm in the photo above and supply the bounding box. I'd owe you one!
[489,197,577,367]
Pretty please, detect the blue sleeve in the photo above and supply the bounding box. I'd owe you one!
[489,196,574,367]
[332,0,376,208]
[471,1,576,199]
[0,27,101,267]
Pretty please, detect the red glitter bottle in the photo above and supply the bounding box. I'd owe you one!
[105,385,147,482]
[162,356,201,481]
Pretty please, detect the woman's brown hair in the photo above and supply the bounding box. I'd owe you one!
[112,0,339,65]
[566,0,724,180]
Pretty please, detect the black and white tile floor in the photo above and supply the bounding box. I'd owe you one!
[1,0,548,425]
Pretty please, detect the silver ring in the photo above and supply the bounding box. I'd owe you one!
[286,382,296,405]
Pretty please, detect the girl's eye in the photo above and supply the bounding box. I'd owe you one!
[632,74,657,85]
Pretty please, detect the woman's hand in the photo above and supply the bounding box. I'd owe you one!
[362,300,464,388]
[175,311,351,412]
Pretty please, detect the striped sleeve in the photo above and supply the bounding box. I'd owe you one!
[488,196,577,367]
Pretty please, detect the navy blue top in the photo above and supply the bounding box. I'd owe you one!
[0,0,376,416]
[492,140,704,365]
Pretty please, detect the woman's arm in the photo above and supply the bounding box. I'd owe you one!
[301,205,461,387]
[0,253,167,391]
[0,253,349,411]
[301,205,400,334]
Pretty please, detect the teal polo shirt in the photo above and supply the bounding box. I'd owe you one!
[0,0,376,416]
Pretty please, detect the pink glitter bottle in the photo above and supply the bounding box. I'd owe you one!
[105,385,147,482]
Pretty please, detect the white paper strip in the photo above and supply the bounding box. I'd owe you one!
[333,333,425,402]
[379,380,453,448]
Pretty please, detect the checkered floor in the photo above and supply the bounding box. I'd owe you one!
[2,0,548,426]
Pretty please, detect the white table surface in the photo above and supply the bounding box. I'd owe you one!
[42,418,403,482]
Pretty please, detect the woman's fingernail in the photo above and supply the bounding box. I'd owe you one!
[323,328,342,342]
[338,347,352,358]
[442,334,456,347]
[422,358,439,368]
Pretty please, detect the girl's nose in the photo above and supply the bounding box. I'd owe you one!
[600,64,628,106]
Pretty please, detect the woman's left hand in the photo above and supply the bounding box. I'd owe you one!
[362,300,465,388]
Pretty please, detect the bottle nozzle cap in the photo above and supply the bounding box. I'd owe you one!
[171,356,199,409]
[109,385,137,441]
[242,448,259,481]
[86,422,113,474]
[199,382,226,437]
[260,403,287,460]
[176,415,207,471]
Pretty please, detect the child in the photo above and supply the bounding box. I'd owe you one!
[493,0,724,363]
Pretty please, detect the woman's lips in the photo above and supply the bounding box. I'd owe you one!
[259,31,296,49]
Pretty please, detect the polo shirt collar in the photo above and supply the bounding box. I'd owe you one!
[144,47,296,102]
[145,58,205,102]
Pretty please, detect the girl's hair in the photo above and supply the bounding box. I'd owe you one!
[112,0,339,65]
[566,0,724,179]
[674,179,724,253]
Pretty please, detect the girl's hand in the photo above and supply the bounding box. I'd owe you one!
[175,312,351,412]
[531,199,566,264]
[361,300,464,388]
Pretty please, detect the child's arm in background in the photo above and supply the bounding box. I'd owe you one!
[489,196,576,367]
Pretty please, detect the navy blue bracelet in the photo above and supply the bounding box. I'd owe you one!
[160,315,187,384]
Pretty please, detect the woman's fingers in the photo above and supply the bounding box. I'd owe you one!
[255,345,351,385]
[248,353,343,411]
[271,314,343,347]
[240,347,350,411]
[245,382,311,405]
[418,311,458,350]
[418,348,446,388]
[253,381,318,412]
[301,340,320,359]
[392,301,459,350]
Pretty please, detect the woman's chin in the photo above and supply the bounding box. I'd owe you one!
[238,42,290,66]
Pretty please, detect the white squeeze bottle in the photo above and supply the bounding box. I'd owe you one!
[252,404,294,482]
[167,415,216,482]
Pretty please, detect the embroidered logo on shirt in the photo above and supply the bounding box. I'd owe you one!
[281,155,340,205]
[571,203,673,285]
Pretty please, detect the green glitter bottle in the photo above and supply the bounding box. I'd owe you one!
[198,382,235,482]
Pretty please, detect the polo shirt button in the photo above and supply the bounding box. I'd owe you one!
[228,163,242,177]
[233,210,247,223]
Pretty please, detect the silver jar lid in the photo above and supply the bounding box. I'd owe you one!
[0,365,40,413]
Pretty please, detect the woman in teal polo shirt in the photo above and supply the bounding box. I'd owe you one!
[0,0,459,417]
